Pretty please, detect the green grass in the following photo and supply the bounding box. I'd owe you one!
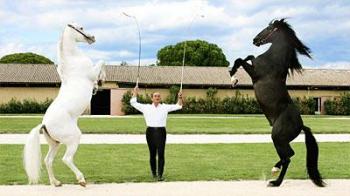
[1,115,350,134]
[1,143,349,185]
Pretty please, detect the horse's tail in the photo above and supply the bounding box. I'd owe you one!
[303,125,325,187]
[23,124,43,184]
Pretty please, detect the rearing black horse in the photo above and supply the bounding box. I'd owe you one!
[229,19,325,187]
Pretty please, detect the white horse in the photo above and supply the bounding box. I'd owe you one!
[23,23,106,187]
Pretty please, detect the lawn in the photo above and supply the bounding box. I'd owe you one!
[1,115,350,134]
[0,143,349,185]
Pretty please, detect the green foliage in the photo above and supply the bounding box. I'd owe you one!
[121,87,319,115]
[0,52,54,64]
[293,97,316,115]
[204,87,222,113]
[324,92,350,115]
[0,98,52,113]
[221,91,262,114]
[157,40,229,67]
[165,85,180,104]
[121,90,152,114]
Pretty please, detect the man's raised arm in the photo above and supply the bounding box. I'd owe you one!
[130,87,145,113]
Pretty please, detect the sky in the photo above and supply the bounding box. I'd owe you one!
[0,0,349,69]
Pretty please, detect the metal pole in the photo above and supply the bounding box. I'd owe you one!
[123,12,141,87]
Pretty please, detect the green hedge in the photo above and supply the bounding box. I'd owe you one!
[293,97,316,115]
[324,92,350,115]
[0,98,53,113]
[121,91,152,115]
[121,87,316,115]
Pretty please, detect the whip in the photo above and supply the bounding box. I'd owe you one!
[180,14,204,91]
[123,12,142,87]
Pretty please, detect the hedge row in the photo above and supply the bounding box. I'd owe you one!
[0,98,53,113]
[324,92,350,115]
[121,87,317,115]
[0,88,322,115]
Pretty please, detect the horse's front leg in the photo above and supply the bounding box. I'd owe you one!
[241,55,258,81]
[229,55,256,86]
[230,55,255,76]
[90,60,105,83]
[91,60,106,95]
[228,58,244,87]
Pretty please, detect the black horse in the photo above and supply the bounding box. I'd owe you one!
[229,19,325,187]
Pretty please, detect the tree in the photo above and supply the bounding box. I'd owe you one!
[0,52,54,64]
[120,61,128,66]
[157,40,229,67]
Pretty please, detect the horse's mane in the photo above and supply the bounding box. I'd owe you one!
[273,19,311,74]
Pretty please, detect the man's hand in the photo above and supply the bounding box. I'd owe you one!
[132,87,139,97]
[178,91,183,99]
[177,91,183,106]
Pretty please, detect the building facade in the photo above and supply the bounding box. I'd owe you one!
[1,64,350,115]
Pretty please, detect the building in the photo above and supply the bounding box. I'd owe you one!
[1,63,350,115]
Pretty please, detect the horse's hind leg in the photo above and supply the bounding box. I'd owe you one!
[62,141,86,187]
[271,160,282,176]
[268,141,294,187]
[269,122,298,187]
[43,132,61,186]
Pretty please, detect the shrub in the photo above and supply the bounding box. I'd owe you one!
[121,90,152,114]
[324,92,350,115]
[0,98,53,113]
[121,87,322,115]
[165,85,180,104]
[293,97,316,115]
[222,91,262,114]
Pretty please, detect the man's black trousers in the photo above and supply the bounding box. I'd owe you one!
[146,127,166,177]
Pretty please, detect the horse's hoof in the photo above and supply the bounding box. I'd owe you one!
[52,180,62,187]
[78,180,87,187]
[271,167,281,176]
[54,183,62,187]
[312,179,326,187]
[231,76,238,87]
[267,180,281,187]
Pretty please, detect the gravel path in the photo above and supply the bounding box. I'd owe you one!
[1,133,350,144]
[0,180,349,196]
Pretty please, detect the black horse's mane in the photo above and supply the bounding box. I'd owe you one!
[272,19,311,74]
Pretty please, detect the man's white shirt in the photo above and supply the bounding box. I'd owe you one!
[130,97,182,127]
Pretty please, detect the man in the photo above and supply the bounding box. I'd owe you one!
[130,87,183,181]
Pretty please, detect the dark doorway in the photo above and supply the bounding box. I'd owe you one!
[313,97,321,113]
[91,89,110,115]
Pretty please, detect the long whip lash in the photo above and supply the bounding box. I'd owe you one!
[123,12,141,87]
[180,14,204,91]
[180,41,187,91]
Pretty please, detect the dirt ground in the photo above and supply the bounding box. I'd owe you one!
[0,179,349,196]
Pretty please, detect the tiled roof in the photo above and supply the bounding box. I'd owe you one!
[1,64,350,87]
[0,64,60,83]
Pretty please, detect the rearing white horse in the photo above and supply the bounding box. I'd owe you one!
[23,23,106,187]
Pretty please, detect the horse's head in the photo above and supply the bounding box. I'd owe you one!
[254,18,311,74]
[66,23,96,44]
[253,19,285,47]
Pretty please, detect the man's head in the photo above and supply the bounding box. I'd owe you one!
[151,92,161,105]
